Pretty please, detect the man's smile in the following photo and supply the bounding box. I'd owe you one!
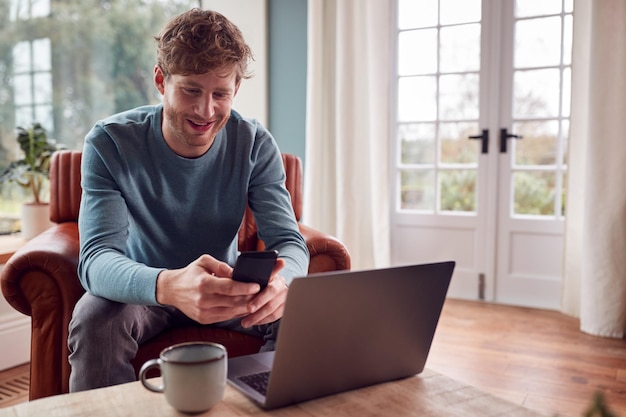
[188,119,213,132]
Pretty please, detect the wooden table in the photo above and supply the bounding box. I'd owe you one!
[0,369,545,417]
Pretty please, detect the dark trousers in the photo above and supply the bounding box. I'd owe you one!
[68,293,278,392]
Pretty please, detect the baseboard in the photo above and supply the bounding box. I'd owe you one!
[0,312,31,371]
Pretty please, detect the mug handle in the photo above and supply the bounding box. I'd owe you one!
[139,359,164,393]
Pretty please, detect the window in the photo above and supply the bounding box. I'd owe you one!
[0,0,198,234]
[13,38,53,131]
[10,0,50,20]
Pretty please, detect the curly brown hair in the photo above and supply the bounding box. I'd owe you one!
[155,8,253,83]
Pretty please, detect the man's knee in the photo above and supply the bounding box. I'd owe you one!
[68,294,143,391]
[68,294,139,352]
[72,293,117,321]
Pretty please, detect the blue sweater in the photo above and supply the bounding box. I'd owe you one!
[77,104,309,305]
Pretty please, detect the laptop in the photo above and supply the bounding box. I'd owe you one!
[227,261,455,409]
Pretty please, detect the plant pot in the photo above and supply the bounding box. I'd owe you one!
[21,203,53,240]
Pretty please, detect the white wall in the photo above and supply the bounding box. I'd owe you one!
[0,264,31,371]
[202,0,269,127]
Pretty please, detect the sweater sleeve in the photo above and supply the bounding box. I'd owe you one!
[77,127,163,305]
[246,134,310,284]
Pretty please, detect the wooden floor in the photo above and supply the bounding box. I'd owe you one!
[428,299,626,417]
[1,299,625,416]
[0,363,29,408]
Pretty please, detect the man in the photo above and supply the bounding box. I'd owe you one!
[68,8,309,392]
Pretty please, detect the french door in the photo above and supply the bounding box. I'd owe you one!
[390,0,572,309]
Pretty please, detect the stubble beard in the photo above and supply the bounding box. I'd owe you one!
[163,105,224,156]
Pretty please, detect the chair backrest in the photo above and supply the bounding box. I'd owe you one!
[238,153,303,251]
[48,150,303,248]
[281,153,303,221]
[49,150,82,224]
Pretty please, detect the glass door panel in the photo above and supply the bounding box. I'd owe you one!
[396,0,482,214]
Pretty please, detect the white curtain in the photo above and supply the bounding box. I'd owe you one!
[304,0,392,270]
[562,0,626,337]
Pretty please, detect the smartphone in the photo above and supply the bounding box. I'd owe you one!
[232,250,279,290]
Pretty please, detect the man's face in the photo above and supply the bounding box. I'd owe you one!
[154,65,240,158]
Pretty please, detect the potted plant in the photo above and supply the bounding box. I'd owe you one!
[0,122,65,239]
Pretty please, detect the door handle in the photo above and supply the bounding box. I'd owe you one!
[500,128,522,153]
[468,129,489,154]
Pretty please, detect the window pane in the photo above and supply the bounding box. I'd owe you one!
[515,0,562,18]
[400,169,435,211]
[440,24,480,73]
[562,68,571,117]
[13,74,32,105]
[33,72,52,103]
[561,172,567,216]
[398,0,438,29]
[10,0,27,20]
[398,29,437,76]
[440,169,477,212]
[12,41,31,73]
[561,120,569,166]
[515,17,561,68]
[564,0,573,13]
[440,122,479,164]
[34,104,53,131]
[439,73,479,120]
[9,0,18,21]
[10,0,51,20]
[513,120,558,166]
[399,123,436,164]
[440,0,481,25]
[513,171,555,215]
[563,15,573,65]
[513,69,559,118]
[32,38,51,71]
[14,106,33,129]
[31,0,51,18]
[398,76,437,122]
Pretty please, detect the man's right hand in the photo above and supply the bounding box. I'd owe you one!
[155,254,262,324]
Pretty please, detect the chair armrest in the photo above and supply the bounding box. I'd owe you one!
[298,223,351,273]
[1,223,83,316]
[0,222,83,399]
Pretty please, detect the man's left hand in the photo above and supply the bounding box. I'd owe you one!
[240,258,288,328]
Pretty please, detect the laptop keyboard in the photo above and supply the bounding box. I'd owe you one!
[238,371,271,396]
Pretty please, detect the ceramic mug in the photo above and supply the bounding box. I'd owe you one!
[139,342,227,413]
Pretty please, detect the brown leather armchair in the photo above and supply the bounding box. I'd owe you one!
[1,150,350,400]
